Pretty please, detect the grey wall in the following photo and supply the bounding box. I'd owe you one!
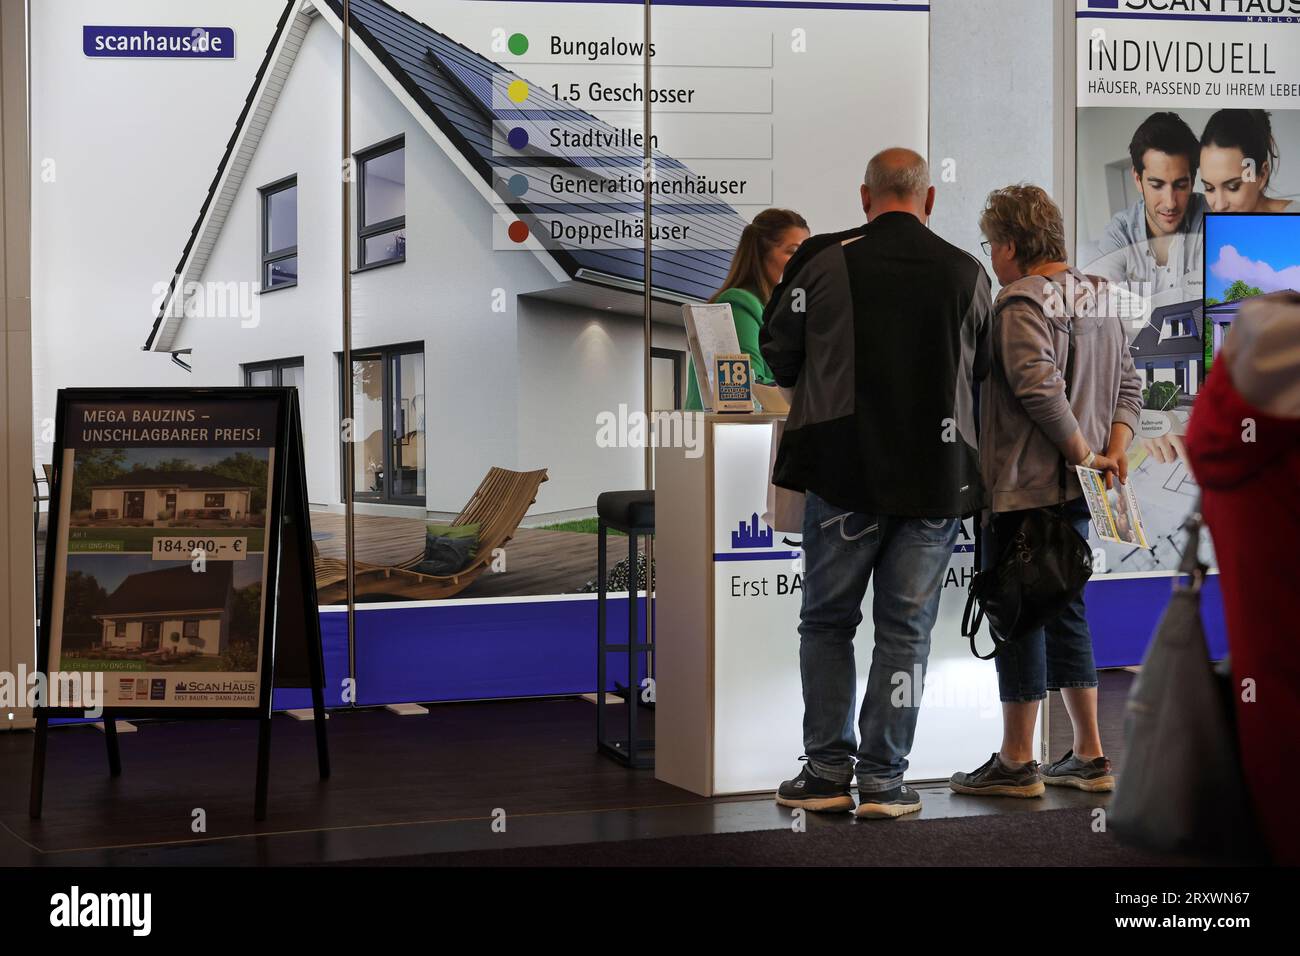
[928,0,1061,275]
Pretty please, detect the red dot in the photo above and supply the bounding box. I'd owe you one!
[507,221,529,243]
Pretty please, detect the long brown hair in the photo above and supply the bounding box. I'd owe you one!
[710,208,809,305]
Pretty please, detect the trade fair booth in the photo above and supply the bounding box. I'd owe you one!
[0,0,1285,895]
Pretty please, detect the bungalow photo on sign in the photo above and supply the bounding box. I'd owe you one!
[55,554,264,674]
[66,446,270,554]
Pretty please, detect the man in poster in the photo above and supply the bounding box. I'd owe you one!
[1085,111,1206,308]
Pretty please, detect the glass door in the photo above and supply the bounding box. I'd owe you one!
[351,354,386,501]
[347,346,424,505]
[389,350,425,501]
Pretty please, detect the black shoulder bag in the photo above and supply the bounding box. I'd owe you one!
[962,320,1095,659]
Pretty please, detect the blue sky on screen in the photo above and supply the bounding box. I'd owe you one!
[1206,214,1300,301]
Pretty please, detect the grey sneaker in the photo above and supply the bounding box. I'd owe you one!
[854,784,922,819]
[1042,750,1115,792]
[949,753,1045,797]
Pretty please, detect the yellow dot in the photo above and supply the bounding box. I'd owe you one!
[507,79,529,104]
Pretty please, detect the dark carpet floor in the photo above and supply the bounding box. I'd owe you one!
[331,807,1222,867]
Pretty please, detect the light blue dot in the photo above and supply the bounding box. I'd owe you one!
[508,174,529,196]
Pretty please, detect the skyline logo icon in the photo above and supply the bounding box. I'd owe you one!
[731,513,774,550]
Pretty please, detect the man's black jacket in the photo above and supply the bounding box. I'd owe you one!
[759,211,992,518]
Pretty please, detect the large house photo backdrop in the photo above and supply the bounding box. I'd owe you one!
[34,0,931,705]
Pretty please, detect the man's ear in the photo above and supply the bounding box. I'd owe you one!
[1131,166,1142,191]
[860,183,871,218]
[924,185,936,217]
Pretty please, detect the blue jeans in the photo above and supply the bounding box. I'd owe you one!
[984,498,1098,703]
[799,491,960,792]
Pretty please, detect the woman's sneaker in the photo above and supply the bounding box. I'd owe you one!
[775,759,855,812]
[1042,750,1115,792]
[949,753,1045,797]
[854,784,922,819]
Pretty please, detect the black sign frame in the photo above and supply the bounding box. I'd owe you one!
[29,387,328,819]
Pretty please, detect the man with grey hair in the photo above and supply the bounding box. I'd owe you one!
[761,147,992,819]
[864,148,931,203]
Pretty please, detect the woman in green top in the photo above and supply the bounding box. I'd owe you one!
[685,208,810,410]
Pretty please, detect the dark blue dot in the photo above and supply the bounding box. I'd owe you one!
[507,127,528,150]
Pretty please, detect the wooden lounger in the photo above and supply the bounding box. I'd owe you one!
[314,466,548,603]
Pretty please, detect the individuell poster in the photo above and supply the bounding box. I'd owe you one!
[1075,0,1300,576]
[44,391,284,710]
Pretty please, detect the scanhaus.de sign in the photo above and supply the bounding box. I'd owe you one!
[83,25,235,59]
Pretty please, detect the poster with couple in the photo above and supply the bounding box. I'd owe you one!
[1075,0,1300,576]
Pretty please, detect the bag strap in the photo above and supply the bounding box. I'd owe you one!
[1058,313,1077,506]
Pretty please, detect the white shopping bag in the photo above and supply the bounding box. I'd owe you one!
[762,417,805,534]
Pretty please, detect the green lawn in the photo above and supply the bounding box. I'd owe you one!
[535,517,623,536]
[59,654,235,672]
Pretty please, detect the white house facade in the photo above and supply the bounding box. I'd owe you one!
[148,0,735,520]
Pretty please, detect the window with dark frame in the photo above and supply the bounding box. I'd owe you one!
[244,358,304,391]
[183,621,200,639]
[204,493,226,509]
[115,622,126,637]
[356,137,405,269]
[339,343,425,506]
[260,175,298,290]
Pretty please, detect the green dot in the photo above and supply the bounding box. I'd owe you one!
[508,33,528,56]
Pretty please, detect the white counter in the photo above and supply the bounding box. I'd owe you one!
[655,413,1039,796]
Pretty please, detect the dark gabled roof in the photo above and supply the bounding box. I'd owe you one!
[327,0,741,298]
[1132,300,1204,361]
[92,469,255,490]
[97,562,234,617]
[146,0,742,351]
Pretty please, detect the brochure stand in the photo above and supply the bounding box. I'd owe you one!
[29,388,329,821]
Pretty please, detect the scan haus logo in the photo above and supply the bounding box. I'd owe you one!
[50,886,151,936]
[174,679,257,696]
[1087,0,1300,16]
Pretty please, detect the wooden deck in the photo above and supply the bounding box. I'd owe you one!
[308,511,644,600]
[34,510,639,605]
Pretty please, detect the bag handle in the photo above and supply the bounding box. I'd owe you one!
[963,592,999,660]
[1176,498,1209,594]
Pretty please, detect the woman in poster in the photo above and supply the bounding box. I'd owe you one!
[1200,110,1296,215]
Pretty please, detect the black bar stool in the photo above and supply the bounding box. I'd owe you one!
[595,490,654,768]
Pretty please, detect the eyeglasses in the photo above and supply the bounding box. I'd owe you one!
[980,240,992,256]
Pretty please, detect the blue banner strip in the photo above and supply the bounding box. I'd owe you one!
[497,0,928,10]
[1078,10,1298,22]
[713,550,804,561]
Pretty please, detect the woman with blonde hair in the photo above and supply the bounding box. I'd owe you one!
[684,208,809,410]
[950,184,1142,798]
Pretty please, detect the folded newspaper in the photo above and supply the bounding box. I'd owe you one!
[1076,466,1150,549]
